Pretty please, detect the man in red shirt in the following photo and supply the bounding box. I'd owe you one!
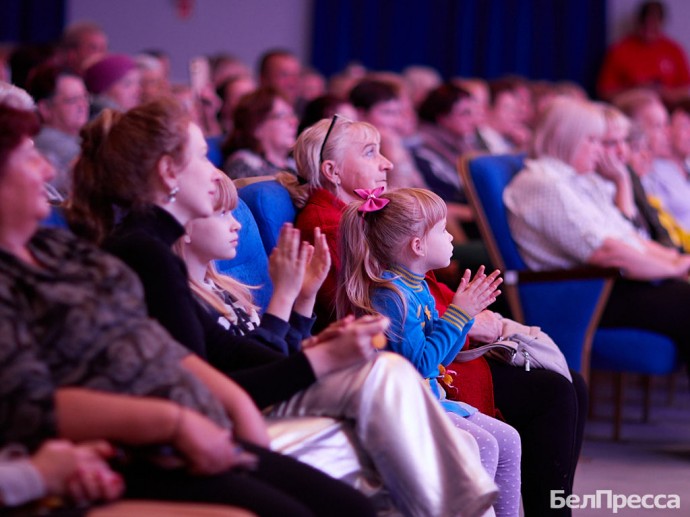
[598,1,690,102]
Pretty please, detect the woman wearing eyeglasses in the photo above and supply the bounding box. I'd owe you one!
[291,115,390,328]
[221,87,298,180]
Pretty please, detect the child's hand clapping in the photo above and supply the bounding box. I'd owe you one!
[299,227,332,301]
[451,266,503,319]
[267,223,310,320]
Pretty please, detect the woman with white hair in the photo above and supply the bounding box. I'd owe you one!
[504,96,690,377]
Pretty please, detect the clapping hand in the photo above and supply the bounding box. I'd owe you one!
[267,223,311,320]
[451,266,502,318]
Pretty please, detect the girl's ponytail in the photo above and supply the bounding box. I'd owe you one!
[67,109,122,244]
[336,188,448,319]
[68,98,191,244]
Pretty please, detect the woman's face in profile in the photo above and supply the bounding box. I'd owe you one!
[186,207,241,262]
[602,122,630,163]
[255,97,298,154]
[0,138,54,228]
[335,127,392,202]
[571,133,603,173]
[439,97,478,137]
[173,123,220,222]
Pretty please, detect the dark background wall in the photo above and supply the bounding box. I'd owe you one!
[2,0,690,97]
[312,0,606,94]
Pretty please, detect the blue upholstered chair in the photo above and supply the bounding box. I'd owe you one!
[205,135,224,168]
[459,153,678,440]
[40,204,69,229]
[238,179,297,256]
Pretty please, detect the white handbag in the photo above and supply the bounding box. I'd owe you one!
[455,316,573,382]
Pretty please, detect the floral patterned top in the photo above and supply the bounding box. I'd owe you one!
[0,228,230,449]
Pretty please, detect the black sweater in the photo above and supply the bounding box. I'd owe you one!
[103,206,316,408]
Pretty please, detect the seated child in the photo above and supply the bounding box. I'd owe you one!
[338,186,522,517]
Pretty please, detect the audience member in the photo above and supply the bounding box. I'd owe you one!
[403,65,443,109]
[0,98,379,517]
[413,83,481,204]
[84,54,141,117]
[58,21,108,74]
[222,87,298,179]
[174,175,327,356]
[479,78,532,153]
[350,78,427,189]
[413,82,487,244]
[668,96,690,176]
[598,1,690,102]
[616,89,690,231]
[338,188,522,517]
[504,97,690,377]
[258,49,302,109]
[299,67,326,103]
[26,63,89,198]
[136,53,170,104]
[140,49,172,83]
[598,104,678,249]
[171,83,223,140]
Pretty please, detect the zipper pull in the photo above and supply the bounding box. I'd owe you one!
[523,350,531,372]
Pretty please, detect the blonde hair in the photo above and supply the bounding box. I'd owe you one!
[173,174,258,318]
[284,117,380,208]
[599,103,631,135]
[337,188,447,321]
[531,97,605,164]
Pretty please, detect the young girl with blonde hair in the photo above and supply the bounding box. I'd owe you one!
[339,187,522,517]
[173,173,330,355]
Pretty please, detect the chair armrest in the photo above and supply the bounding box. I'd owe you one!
[504,266,619,285]
[499,267,617,381]
[513,272,614,381]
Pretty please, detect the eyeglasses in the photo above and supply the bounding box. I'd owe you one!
[319,114,340,164]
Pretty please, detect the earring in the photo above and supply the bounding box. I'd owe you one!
[168,186,180,203]
[183,234,192,244]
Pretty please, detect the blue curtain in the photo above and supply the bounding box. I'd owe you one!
[311,0,606,95]
[0,0,65,44]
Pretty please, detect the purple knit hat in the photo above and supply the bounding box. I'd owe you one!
[84,54,137,94]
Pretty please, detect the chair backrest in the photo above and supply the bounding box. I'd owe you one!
[40,204,70,229]
[460,153,527,272]
[215,197,273,311]
[238,180,297,255]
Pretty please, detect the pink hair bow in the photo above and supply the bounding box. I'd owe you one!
[355,186,389,213]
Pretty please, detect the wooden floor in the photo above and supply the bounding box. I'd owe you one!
[572,373,690,516]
